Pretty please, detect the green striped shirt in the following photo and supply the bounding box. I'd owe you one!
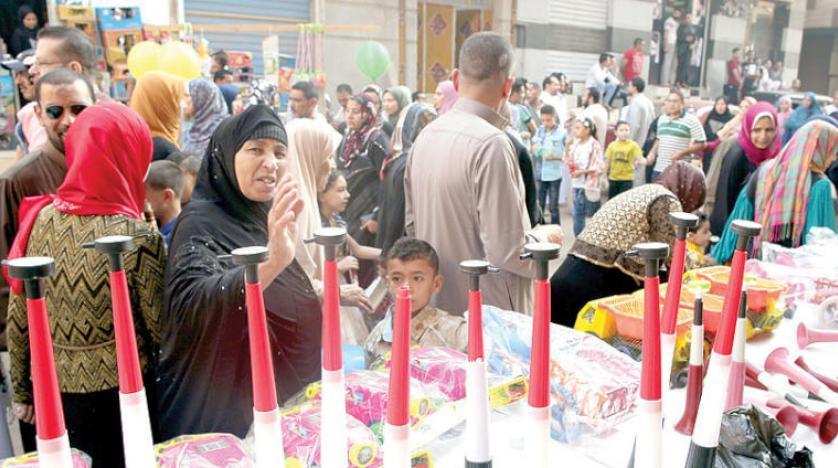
[655,113,706,172]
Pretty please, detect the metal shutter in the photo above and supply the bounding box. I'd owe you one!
[545,50,599,82]
[548,0,607,30]
[184,0,311,74]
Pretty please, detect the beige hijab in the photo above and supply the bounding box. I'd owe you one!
[286,119,340,286]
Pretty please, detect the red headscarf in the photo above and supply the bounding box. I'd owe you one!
[5,103,152,294]
[737,101,781,165]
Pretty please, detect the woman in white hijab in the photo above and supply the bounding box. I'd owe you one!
[286,119,378,342]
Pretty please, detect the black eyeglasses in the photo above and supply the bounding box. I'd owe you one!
[44,104,87,120]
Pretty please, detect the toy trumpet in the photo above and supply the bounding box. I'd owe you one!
[796,322,838,349]
[384,286,411,467]
[84,236,156,467]
[460,260,499,468]
[725,291,748,411]
[744,361,805,407]
[675,290,704,435]
[745,394,799,436]
[626,243,669,468]
[520,242,560,468]
[768,400,838,444]
[3,257,72,467]
[307,228,350,468]
[226,246,286,468]
[686,220,761,468]
[764,347,838,406]
[794,356,838,393]
[661,213,698,404]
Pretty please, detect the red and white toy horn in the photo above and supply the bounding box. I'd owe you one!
[765,347,838,407]
[797,322,838,349]
[768,401,838,444]
[794,356,838,393]
[675,291,704,436]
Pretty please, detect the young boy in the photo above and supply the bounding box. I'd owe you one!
[168,152,201,205]
[686,213,712,269]
[531,105,566,225]
[145,160,184,248]
[604,121,646,199]
[364,237,467,366]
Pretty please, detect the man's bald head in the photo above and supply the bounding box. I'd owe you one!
[458,32,514,84]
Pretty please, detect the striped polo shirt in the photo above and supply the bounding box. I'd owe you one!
[654,112,706,172]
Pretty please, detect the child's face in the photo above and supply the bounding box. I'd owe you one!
[385,258,443,314]
[541,113,556,129]
[688,221,712,248]
[616,124,630,140]
[319,175,350,214]
[181,173,196,205]
[144,185,175,219]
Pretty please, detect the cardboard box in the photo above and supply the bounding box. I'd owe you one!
[100,30,143,64]
[95,7,143,31]
[58,5,95,22]
[62,20,99,46]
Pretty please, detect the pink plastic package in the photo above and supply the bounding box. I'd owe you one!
[282,402,382,467]
[0,449,91,467]
[155,433,253,467]
[406,346,467,401]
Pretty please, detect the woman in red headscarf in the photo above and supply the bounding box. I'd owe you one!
[5,103,165,467]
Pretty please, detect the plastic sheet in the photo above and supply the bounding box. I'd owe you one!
[155,433,252,467]
[281,402,382,467]
[0,449,91,467]
[715,405,814,468]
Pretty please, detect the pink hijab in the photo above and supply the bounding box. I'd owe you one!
[737,101,781,165]
[436,80,457,115]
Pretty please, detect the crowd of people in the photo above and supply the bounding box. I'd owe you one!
[0,25,835,465]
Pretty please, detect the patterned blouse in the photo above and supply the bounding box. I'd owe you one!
[570,184,682,280]
[8,205,165,402]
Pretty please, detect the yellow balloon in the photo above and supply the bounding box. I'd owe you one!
[158,41,202,80]
[126,41,161,78]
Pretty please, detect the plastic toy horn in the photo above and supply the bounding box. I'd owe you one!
[84,236,156,467]
[226,246,287,467]
[385,286,411,467]
[3,257,73,467]
[460,260,499,468]
[767,400,838,444]
[520,242,561,468]
[725,290,748,411]
[794,356,838,392]
[661,213,698,403]
[764,347,838,406]
[685,220,761,468]
[307,227,349,468]
[796,322,838,349]
[675,289,705,435]
[744,361,805,407]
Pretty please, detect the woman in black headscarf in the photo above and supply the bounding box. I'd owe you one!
[158,105,320,439]
[9,6,39,56]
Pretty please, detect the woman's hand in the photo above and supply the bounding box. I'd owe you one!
[337,256,359,274]
[362,219,379,234]
[259,175,304,287]
[340,284,373,313]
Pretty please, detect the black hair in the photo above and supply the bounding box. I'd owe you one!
[580,117,598,140]
[542,75,556,89]
[540,104,556,116]
[630,77,646,93]
[146,160,185,198]
[551,72,566,81]
[211,50,229,67]
[615,120,631,130]
[384,237,440,275]
[411,91,420,102]
[598,53,612,64]
[213,69,232,82]
[292,81,318,100]
[511,78,526,94]
[688,213,709,233]
[336,83,353,94]
[322,170,347,192]
[586,86,601,104]
[633,38,644,46]
[35,68,94,104]
[36,26,97,75]
[177,154,202,177]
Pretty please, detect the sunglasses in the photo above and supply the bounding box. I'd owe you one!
[44,104,87,120]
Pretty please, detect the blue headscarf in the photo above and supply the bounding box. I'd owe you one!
[182,79,230,157]
[782,92,822,145]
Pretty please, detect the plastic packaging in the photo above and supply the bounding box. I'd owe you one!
[155,433,253,467]
[0,449,90,468]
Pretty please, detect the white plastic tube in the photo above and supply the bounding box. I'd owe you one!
[383,423,410,468]
[36,433,73,468]
[660,333,677,413]
[118,389,156,468]
[634,398,662,468]
[465,359,491,464]
[525,404,550,468]
[253,407,285,468]
[691,353,732,448]
[320,368,348,468]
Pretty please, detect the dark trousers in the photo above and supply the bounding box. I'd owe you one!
[550,255,640,327]
[608,180,633,200]
[677,50,692,84]
[538,179,561,225]
[723,84,739,106]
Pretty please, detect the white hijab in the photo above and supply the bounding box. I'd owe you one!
[286,119,341,287]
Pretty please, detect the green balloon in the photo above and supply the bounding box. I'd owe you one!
[355,41,391,81]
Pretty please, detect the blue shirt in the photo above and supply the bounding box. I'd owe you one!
[160,218,177,249]
[532,126,566,182]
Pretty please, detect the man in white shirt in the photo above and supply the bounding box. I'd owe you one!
[540,74,569,125]
[585,54,622,107]
[662,8,682,85]
[287,81,329,125]
[581,87,609,149]
[647,89,706,179]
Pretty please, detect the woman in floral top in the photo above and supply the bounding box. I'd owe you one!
[565,117,604,235]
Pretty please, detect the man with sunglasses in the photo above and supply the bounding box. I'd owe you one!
[0,69,94,448]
